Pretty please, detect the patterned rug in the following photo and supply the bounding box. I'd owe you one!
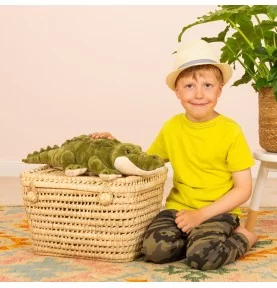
[0,206,276,282]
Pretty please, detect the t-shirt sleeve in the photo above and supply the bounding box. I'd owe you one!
[226,127,255,172]
[146,126,169,162]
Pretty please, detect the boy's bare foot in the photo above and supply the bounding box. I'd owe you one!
[234,225,257,248]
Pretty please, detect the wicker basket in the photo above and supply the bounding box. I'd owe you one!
[21,165,167,262]
[259,87,277,152]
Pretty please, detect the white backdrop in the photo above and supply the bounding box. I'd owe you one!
[0,5,260,175]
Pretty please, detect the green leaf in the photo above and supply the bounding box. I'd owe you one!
[255,21,277,48]
[263,30,277,39]
[176,4,276,90]
[234,14,253,31]
[250,5,269,15]
[255,78,271,90]
[232,30,260,48]
[267,5,277,20]
[257,46,277,63]
[258,20,277,31]
[178,6,234,42]
[220,37,242,65]
[251,82,258,92]
[260,56,277,64]
[202,26,230,43]
[253,46,269,56]
[220,5,249,11]
[201,36,221,43]
[232,72,252,86]
[263,31,277,46]
[268,66,277,81]
[241,52,255,74]
[272,49,277,57]
[253,46,272,63]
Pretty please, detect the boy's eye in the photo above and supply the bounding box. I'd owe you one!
[184,84,194,89]
[204,83,213,88]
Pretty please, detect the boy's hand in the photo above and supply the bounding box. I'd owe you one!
[90,132,115,140]
[175,209,205,233]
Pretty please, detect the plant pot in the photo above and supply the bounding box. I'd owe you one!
[259,87,277,152]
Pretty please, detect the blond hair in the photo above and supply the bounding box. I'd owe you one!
[175,64,224,88]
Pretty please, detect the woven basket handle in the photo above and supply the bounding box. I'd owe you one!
[25,182,39,203]
[98,186,113,205]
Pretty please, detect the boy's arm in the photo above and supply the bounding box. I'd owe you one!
[200,168,252,219]
[175,168,252,232]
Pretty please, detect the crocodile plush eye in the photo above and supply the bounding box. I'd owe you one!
[125,149,131,154]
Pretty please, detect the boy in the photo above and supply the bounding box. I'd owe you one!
[91,40,257,270]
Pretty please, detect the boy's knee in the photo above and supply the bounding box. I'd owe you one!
[186,252,218,271]
[141,236,173,264]
[186,241,221,271]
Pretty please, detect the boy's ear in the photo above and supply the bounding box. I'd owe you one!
[175,87,181,99]
[218,83,224,97]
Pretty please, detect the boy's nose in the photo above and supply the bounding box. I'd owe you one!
[194,89,204,99]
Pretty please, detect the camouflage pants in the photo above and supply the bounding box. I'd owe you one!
[141,209,249,271]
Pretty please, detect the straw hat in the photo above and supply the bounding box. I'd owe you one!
[166,40,233,91]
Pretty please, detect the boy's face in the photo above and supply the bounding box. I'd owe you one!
[175,69,223,122]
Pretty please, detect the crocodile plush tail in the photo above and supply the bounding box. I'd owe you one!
[22,145,59,164]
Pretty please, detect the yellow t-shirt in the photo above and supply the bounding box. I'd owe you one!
[147,113,254,216]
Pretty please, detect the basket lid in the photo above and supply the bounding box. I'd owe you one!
[20,165,168,193]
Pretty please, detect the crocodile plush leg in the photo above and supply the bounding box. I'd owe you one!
[61,150,87,176]
[88,156,122,181]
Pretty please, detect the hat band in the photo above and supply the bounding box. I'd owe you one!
[178,59,217,70]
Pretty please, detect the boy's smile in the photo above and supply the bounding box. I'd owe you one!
[189,102,208,106]
[175,69,223,123]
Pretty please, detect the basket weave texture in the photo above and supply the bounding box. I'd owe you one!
[259,87,277,152]
[20,165,167,262]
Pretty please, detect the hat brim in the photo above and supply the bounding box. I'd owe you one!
[166,62,233,91]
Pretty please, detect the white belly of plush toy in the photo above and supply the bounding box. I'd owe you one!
[114,156,165,176]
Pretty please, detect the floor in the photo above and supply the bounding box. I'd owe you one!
[0,176,277,207]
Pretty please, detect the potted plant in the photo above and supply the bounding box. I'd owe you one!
[178,5,277,152]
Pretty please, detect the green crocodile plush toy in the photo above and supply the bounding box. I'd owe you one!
[22,135,165,181]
